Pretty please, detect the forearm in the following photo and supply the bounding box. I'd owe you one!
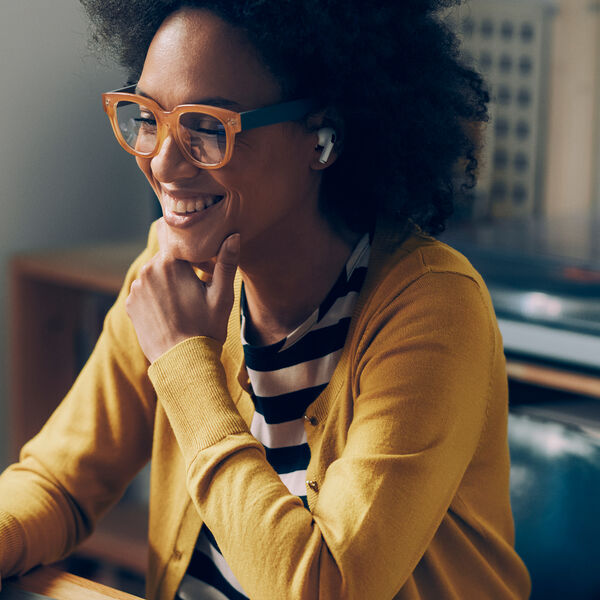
[149,337,332,598]
[148,336,440,600]
[0,510,26,578]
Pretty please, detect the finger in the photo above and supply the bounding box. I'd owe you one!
[156,219,188,265]
[218,234,240,269]
[209,233,240,301]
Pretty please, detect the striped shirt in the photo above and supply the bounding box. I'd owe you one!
[176,233,371,600]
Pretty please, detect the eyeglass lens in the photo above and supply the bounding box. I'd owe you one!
[115,100,228,166]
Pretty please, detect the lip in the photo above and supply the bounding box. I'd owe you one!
[161,191,225,229]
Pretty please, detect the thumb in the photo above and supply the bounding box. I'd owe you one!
[209,233,240,300]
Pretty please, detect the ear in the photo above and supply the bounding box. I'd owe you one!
[305,108,344,171]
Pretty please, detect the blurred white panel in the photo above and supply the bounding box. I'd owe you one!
[499,317,600,369]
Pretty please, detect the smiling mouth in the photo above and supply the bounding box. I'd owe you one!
[164,194,224,215]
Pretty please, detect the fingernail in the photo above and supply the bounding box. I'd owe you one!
[226,233,240,254]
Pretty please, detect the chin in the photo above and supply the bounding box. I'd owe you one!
[160,225,214,262]
[179,244,218,267]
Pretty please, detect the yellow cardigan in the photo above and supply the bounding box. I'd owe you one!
[0,220,531,599]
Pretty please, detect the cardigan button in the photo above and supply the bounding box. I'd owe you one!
[172,549,183,561]
[306,480,319,492]
[304,414,318,426]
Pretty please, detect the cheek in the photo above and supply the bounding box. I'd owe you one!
[136,156,152,181]
[225,129,309,195]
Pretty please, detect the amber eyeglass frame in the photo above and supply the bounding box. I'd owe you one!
[102,84,316,169]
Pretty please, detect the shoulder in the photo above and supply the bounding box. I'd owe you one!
[369,223,489,298]
[353,222,499,346]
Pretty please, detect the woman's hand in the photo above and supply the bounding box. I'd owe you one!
[126,219,240,364]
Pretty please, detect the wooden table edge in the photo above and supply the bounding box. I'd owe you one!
[6,566,143,600]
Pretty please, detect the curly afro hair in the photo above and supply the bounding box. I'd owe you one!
[80,0,488,235]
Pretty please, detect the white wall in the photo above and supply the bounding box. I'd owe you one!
[0,1,154,468]
[545,0,600,217]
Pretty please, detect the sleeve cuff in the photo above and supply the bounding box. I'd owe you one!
[0,511,26,576]
[148,336,250,462]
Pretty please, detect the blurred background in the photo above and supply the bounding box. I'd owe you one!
[1,0,599,598]
[0,1,153,465]
[442,2,600,598]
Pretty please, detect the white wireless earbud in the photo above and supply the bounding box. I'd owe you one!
[316,127,336,164]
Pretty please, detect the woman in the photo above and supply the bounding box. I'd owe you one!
[0,1,531,598]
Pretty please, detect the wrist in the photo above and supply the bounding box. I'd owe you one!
[148,336,248,458]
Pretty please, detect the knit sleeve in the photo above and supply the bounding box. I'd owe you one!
[0,223,159,581]
[311,269,496,595]
[147,267,500,599]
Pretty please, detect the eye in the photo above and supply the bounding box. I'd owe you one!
[135,110,156,125]
[195,126,225,136]
[134,118,157,136]
[192,123,225,136]
[181,113,226,136]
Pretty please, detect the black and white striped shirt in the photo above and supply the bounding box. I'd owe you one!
[176,233,371,600]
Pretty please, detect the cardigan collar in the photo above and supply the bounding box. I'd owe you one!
[222,215,415,424]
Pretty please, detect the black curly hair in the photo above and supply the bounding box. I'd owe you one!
[80,0,488,235]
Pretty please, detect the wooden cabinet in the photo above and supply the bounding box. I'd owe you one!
[9,241,148,577]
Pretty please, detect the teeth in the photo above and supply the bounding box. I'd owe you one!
[165,194,222,214]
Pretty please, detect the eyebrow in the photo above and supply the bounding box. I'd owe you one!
[135,86,241,109]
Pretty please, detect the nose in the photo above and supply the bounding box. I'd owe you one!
[150,129,197,182]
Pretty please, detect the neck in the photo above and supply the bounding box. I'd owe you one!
[239,211,362,346]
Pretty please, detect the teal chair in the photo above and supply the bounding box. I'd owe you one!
[508,406,600,600]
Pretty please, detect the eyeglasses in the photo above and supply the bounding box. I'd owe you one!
[102,85,316,169]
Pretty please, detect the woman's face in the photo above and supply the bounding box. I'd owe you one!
[136,8,325,266]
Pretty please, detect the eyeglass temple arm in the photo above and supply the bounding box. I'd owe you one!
[106,84,138,94]
[239,99,317,131]
[104,86,317,131]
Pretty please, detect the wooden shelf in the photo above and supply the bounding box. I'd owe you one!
[9,241,144,460]
[8,240,148,577]
[11,242,145,294]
